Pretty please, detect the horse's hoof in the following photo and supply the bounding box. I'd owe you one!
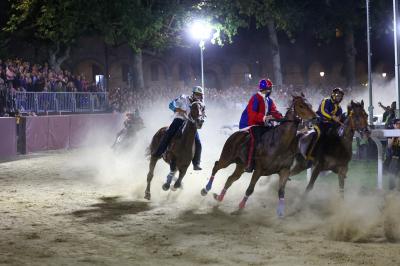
[200,188,208,196]
[162,183,170,191]
[213,193,223,202]
[173,182,181,190]
[239,201,246,210]
[144,192,151,200]
[231,209,243,215]
[171,186,177,191]
[276,207,285,218]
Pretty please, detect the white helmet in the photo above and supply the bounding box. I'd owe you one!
[192,86,204,95]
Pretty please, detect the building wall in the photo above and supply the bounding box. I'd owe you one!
[62,36,386,91]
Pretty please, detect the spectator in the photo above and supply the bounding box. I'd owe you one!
[379,101,396,129]
[387,119,400,190]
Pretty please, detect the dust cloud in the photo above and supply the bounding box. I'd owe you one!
[63,95,400,244]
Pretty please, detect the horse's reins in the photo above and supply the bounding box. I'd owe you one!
[275,97,305,124]
[337,109,369,137]
[187,100,205,124]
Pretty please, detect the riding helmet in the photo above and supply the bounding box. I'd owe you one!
[192,86,204,95]
[259,79,273,91]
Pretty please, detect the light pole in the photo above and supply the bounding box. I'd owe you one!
[190,20,212,89]
[366,0,374,125]
[394,0,400,117]
[200,40,205,89]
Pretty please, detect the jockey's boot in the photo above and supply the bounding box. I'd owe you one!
[193,164,202,171]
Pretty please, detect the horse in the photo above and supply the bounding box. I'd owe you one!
[290,100,370,198]
[144,101,205,200]
[200,94,317,216]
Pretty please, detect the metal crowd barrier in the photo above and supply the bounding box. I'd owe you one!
[13,92,109,113]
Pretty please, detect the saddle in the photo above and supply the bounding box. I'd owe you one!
[298,129,317,160]
[163,121,188,161]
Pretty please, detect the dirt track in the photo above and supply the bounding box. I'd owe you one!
[1,149,400,266]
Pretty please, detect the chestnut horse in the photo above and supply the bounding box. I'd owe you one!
[200,95,316,216]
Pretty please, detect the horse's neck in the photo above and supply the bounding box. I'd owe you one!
[278,109,298,143]
[340,118,355,150]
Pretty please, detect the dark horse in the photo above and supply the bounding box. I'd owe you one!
[144,101,205,200]
[290,100,369,197]
[200,94,316,216]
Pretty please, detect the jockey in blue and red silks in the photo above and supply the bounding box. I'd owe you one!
[239,78,283,172]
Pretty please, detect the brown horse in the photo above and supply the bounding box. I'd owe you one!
[290,100,369,197]
[144,101,205,200]
[200,95,316,216]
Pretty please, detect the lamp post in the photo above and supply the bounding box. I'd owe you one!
[190,20,212,89]
[366,0,374,125]
[394,0,400,117]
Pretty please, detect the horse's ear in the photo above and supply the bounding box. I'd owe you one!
[361,100,364,107]
[347,104,352,114]
[350,100,355,107]
[301,92,305,97]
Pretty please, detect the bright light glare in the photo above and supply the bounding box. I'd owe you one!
[382,72,387,78]
[190,20,212,40]
[319,71,325,77]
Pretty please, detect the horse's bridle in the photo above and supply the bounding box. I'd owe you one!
[279,96,308,124]
[187,100,205,125]
[340,110,369,136]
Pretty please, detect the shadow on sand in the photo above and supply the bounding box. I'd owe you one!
[71,196,152,223]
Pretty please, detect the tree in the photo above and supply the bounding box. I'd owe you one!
[88,0,193,90]
[200,0,308,86]
[303,0,391,88]
[5,0,96,71]
[5,0,194,89]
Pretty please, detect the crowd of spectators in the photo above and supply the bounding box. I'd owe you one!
[0,58,104,116]
[0,58,101,93]
[107,84,338,114]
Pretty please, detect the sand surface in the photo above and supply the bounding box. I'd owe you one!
[1,147,400,266]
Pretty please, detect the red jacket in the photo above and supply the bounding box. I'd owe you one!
[239,92,283,129]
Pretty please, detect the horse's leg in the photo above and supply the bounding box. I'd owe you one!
[276,168,290,217]
[305,163,322,194]
[201,160,231,196]
[338,166,348,199]
[289,155,309,177]
[162,160,177,191]
[238,169,262,209]
[173,166,188,189]
[145,156,159,200]
[214,163,245,202]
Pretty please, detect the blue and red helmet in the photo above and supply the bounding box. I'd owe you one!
[259,79,273,91]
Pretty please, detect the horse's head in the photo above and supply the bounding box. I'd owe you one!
[347,100,370,137]
[290,93,317,121]
[189,101,205,129]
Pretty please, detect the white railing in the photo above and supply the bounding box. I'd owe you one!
[12,92,109,113]
[369,129,400,190]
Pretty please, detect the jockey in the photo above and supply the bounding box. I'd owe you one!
[239,78,283,172]
[315,87,344,135]
[301,87,344,160]
[152,86,204,170]
[116,109,144,138]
